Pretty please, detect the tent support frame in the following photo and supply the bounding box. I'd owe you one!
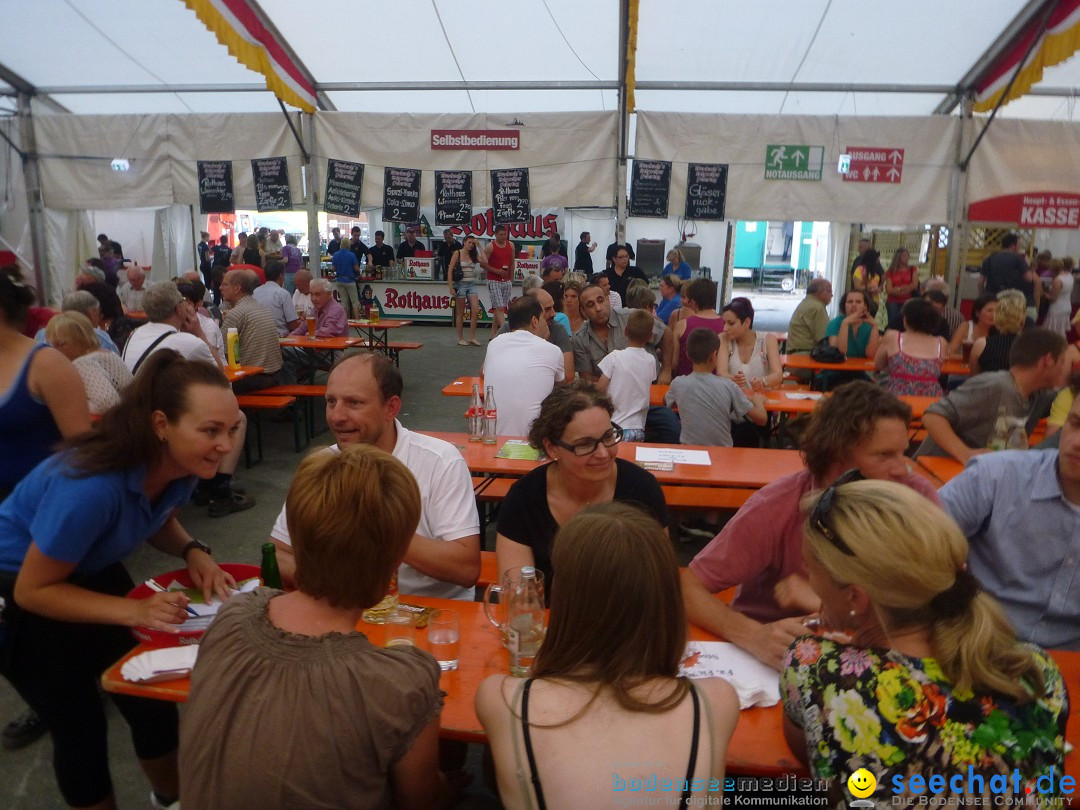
[15,92,50,301]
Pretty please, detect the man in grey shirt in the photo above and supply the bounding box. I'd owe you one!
[786,278,832,353]
[917,328,1067,462]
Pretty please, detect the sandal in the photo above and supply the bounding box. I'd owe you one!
[457,339,469,346]
[468,339,481,346]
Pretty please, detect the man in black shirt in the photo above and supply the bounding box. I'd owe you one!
[367,230,395,269]
[327,227,341,255]
[605,239,635,271]
[349,226,369,271]
[436,229,462,281]
[539,231,566,259]
[979,232,1039,318]
[574,231,596,273]
[396,227,424,259]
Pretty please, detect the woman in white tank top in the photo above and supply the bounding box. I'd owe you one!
[716,297,783,389]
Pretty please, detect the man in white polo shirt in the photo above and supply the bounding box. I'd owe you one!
[483,296,565,436]
[122,281,217,373]
[270,352,481,599]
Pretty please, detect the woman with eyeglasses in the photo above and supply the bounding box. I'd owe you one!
[782,478,1067,804]
[495,381,668,595]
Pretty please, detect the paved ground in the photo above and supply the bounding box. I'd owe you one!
[0,290,795,808]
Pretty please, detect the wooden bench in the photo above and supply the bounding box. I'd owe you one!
[346,340,423,367]
[235,394,303,466]
[249,385,328,439]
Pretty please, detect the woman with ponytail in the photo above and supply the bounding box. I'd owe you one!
[781,477,1067,805]
[0,349,241,809]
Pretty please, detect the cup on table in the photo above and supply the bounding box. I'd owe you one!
[961,341,973,364]
[384,610,416,648]
[306,314,316,339]
[370,307,380,325]
[427,609,460,671]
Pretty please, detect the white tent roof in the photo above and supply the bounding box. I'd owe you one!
[2,0,1078,118]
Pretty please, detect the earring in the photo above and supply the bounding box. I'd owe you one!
[160,436,167,444]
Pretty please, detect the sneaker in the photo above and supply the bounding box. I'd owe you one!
[207,491,256,518]
[2,709,47,750]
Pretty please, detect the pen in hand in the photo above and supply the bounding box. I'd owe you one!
[144,578,199,618]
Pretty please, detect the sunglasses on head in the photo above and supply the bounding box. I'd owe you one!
[809,469,865,556]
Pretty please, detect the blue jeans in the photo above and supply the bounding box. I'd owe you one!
[645,406,681,443]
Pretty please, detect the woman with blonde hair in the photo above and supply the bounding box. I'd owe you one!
[663,248,692,281]
[479,502,739,809]
[1043,258,1075,337]
[969,288,1026,374]
[45,312,132,415]
[782,478,1067,804]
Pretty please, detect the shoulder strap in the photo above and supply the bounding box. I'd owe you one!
[129,329,177,375]
[520,678,548,810]
[679,684,702,807]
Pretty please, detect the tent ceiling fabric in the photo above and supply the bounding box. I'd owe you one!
[1,0,1077,118]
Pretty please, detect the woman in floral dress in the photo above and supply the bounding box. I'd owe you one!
[781,478,1067,808]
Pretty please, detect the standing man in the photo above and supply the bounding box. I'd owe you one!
[252,261,301,337]
[197,231,212,289]
[367,230,395,271]
[603,247,649,308]
[271,353,481,598]
[326,227,341,256]
[980,233,1040,322]
[219,268,283,392]
[574,231,596,273]
[436,228,462,282]
[280,234,303,294]
[396,227,424,260]
[291,269,313,316]
[849,236,871,286]
[483,297,565,436]
[230,232,248,265]
[484,224,516,337]
[349,226,369,270]
[540,231,566,259]
[786,278,833,354]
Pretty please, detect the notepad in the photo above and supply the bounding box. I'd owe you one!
[679,641,781,709]
[635,447,711,466]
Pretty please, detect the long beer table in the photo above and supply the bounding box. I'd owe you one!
[99,595,1080,778]
[423,432,805,490]
[782,353,971,385]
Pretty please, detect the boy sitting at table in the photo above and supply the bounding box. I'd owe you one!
[664,327,766,447]
[595,309,657,442]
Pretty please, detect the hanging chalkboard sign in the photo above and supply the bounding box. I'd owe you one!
[490,168,531,224]
[324,159,364,218]
[383,167,422,223]
[198,160,234,214]
[435,170,473,225]
[251,157,292,212]
[629,160,671,218]
[685,163,728,221]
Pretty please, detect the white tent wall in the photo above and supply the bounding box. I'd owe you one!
[314,112,618,209]
[635,112,959,225]
[152,205,196,279]
[967,118,1080,202]
[43,208,95,300]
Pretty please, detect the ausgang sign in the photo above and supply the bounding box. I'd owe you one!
[431,130,520,150]
[969,192,1080,228]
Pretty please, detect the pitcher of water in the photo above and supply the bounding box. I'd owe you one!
[483,566,546,677]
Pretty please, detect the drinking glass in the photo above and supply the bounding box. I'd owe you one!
[427,609,460,671]
[305,312,316,339]
[384,610,415,648]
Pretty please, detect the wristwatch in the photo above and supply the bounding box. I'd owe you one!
[180,539,212,560]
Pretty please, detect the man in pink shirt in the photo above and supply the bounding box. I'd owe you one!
[681,381,941,669]
[284,278,347,383]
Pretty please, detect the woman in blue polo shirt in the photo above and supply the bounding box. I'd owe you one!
[0,350,239,810]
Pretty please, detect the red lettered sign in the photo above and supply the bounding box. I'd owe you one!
[431,130,520,150]
[843,147,904,183]
[969,192,1080,228]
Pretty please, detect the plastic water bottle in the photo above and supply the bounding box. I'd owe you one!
[467,384,483,442]
[483,385,498,444]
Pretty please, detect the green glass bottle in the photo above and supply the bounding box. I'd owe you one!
[260,542,283,590]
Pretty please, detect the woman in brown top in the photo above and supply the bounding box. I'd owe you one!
[179,445,446,810]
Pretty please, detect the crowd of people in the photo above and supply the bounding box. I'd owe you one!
[0,225,1078,809]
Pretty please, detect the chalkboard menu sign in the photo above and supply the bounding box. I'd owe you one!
[324,159,364,218]
[629,160,671,218]
[198,160,234,214]
[251,157,292,212]
[383,167,422,223]
[435,170,472,225]
[685,163,728,221]
[490,168,531,224]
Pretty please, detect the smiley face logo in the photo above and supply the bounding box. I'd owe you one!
[847,769,877,798]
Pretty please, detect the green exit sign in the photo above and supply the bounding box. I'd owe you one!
[764,145,824,181]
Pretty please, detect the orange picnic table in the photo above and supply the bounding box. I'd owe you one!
[915,455,966,485]
[224,365,263,384]
[99,595,1080,779]
[422,431,804,490]
[347,318,413,352]
[782,353,971,379]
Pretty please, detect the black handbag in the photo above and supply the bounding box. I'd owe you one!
[452,266,464,282]
[809,339,845,364]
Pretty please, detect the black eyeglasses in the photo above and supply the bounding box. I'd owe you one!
[554,425,623,456]
[809,469,865,555]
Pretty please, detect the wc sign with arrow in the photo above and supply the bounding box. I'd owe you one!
[841,147,904,184]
